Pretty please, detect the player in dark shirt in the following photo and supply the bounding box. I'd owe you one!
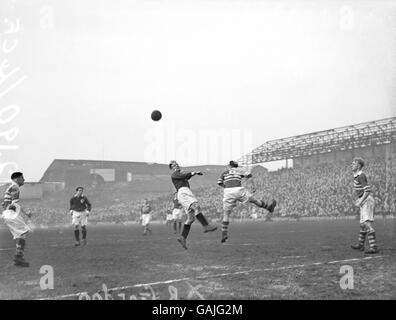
[69,187,92,246]
[169,160,217,249]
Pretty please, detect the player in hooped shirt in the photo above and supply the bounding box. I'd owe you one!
[1,172,32,267]
[169,160,217,249]
[351,158,379,254]
[218,161,277,243]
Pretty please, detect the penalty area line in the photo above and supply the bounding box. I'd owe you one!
[36,255,382,300]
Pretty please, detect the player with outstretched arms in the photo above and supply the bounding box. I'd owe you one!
[169,160,217,249]
[218,161,277,243]
[351,158,379,254]
[70,187,92,246]
[1,172,32,267]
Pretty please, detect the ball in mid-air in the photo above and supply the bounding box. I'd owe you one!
[151,110,162,121]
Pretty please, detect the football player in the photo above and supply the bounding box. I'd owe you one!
[218,161,277,243]
[1,172,31,267]
[169,160,217,249]
[140,198,152,235]
[70,187,92,246]
[351,158,379,254]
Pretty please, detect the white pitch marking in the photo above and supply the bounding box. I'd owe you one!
[36,255,383,300]
[327,257,370,264]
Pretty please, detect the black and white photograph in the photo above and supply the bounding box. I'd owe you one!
[0,0,395,306]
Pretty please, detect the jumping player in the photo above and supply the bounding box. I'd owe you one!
[169,160,217,249]
[218,161,277,243]
[1,172,31,267]
[172,193,184,234]
[70,187,92,246]
[141,198,152,235]
[351,158,379,254]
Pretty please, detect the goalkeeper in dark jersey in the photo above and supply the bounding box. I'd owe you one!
[169,160,217,249]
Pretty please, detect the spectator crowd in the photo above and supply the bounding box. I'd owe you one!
[157,157,396,220]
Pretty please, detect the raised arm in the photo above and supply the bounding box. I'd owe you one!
[173,171,193,180]
[172,170,203,180]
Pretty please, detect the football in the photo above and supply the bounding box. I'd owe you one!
[151,110,162,121]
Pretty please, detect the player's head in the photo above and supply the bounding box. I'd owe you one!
[11,172,24,186]
[169,160,179,170]
[76,187,84,196]
[352,158,364,171]
[228,160,239,168]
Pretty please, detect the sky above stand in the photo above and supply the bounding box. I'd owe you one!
[0,0,395,181]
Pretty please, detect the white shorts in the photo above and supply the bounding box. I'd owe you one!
[166,214,173,221]
[360,195,375,223]
[172,208,184,220]
[72,210,89,227]
[142,213,152,226]
[1,205,30,240]
[223,187,252,211]
[177,187,198,211]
